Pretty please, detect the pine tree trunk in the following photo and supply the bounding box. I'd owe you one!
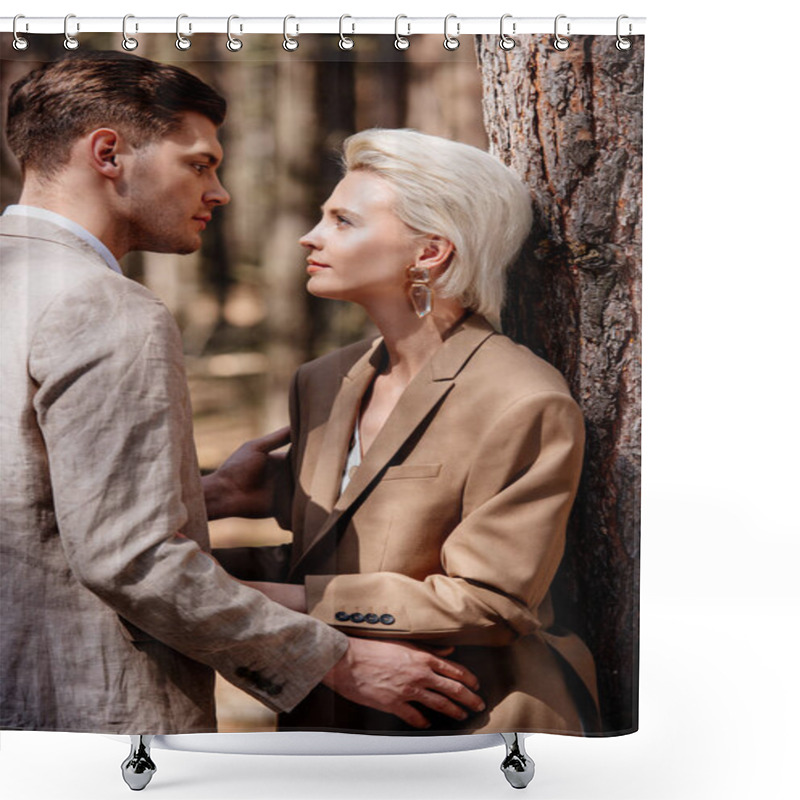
[476,34,644,733]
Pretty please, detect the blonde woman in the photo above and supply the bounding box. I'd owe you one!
[206,129,599,735]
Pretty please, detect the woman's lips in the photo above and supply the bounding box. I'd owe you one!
[306,261,330,273]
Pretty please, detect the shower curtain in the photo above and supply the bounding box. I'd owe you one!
[0,24,642,740]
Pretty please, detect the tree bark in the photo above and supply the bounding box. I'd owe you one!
[476,34,643,733]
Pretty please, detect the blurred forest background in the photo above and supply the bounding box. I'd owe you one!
[1,33,488,731]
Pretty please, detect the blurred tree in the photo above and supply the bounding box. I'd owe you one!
[476,34,643,734]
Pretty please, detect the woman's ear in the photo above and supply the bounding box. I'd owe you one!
[416,235,455,276]
[87,128,123,178]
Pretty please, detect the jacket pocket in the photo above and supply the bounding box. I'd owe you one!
[383,463,442,481]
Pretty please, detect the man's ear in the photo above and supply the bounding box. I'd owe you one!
[416,235,455,276]
[87,128,123,178]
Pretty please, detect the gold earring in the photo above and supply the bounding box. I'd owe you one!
[407,265,433,318]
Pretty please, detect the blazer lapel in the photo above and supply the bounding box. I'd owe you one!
[291,314,497,578]
[305,342,382,517]
[333,368,451,513]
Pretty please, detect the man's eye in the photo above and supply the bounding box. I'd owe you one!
[193,164,210,174]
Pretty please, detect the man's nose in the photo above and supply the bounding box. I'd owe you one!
[207,175,231,207]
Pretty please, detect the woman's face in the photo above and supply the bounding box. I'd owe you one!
[299,171,421,307]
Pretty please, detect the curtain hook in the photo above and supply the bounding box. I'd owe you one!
[283,15,299,51]
[12,15,29,51]
[339,15,355,50]
[227,15,243,51]
[394,15,410,51]
[499,14,516,51]
[616,15,632,51]
[175,14,191,50]
[63,14,79,51]
[553,14,570,51]
[122,15,138,51]
[443,14,460,51]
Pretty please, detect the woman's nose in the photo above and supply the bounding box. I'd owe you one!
[299,223,321,249]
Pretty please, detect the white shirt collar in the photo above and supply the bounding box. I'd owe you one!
[2,205,122,275]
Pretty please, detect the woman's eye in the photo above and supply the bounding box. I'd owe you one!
[336,215,351,226]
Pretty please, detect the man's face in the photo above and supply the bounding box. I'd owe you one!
[122,111,230,254]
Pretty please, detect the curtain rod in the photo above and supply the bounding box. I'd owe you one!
[1,16,646,37]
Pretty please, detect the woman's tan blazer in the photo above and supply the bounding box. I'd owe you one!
[277,313,599,735]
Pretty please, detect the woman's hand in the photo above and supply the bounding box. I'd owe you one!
[322,638,485,729]
[202,427,291,520]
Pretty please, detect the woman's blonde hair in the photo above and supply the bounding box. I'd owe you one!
[342,128,533,325]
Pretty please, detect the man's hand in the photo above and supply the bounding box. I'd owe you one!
[322,638,485,729]
[202,427,291,520]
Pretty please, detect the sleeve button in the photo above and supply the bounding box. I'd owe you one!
[379,614,396,626]
[365,613,379,624]
[350,613,365,623]
[335,611,351,622]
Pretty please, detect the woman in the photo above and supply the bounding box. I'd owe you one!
[210,129,598,735]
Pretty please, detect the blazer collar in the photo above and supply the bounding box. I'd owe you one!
[0,213,118,274]
[340,312,497,384]
[427,312,497,380]
[290,313,496,577]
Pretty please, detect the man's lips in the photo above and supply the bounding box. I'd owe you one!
[193,215,212,230]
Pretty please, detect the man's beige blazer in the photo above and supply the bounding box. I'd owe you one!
[277,313,600,734]
[0,215,346,733]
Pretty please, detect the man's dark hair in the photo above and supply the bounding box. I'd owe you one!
[6,51,226,177]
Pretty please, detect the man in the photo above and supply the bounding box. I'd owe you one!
[0,52,482,734]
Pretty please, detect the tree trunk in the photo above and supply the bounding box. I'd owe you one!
[476,34,643,734]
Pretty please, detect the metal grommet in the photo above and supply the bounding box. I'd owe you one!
[553,14,570,51]
[12,15,29,51]
[616,14,632,51]
[499,14,516,51]
[226,15,243,51]
[175,14,191,50]
[122,14,138,51]
[339,15,355,50]
[283,15,299,51]
[63,14,79,51]
[394,15,410,51]
[443,14,460,51]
